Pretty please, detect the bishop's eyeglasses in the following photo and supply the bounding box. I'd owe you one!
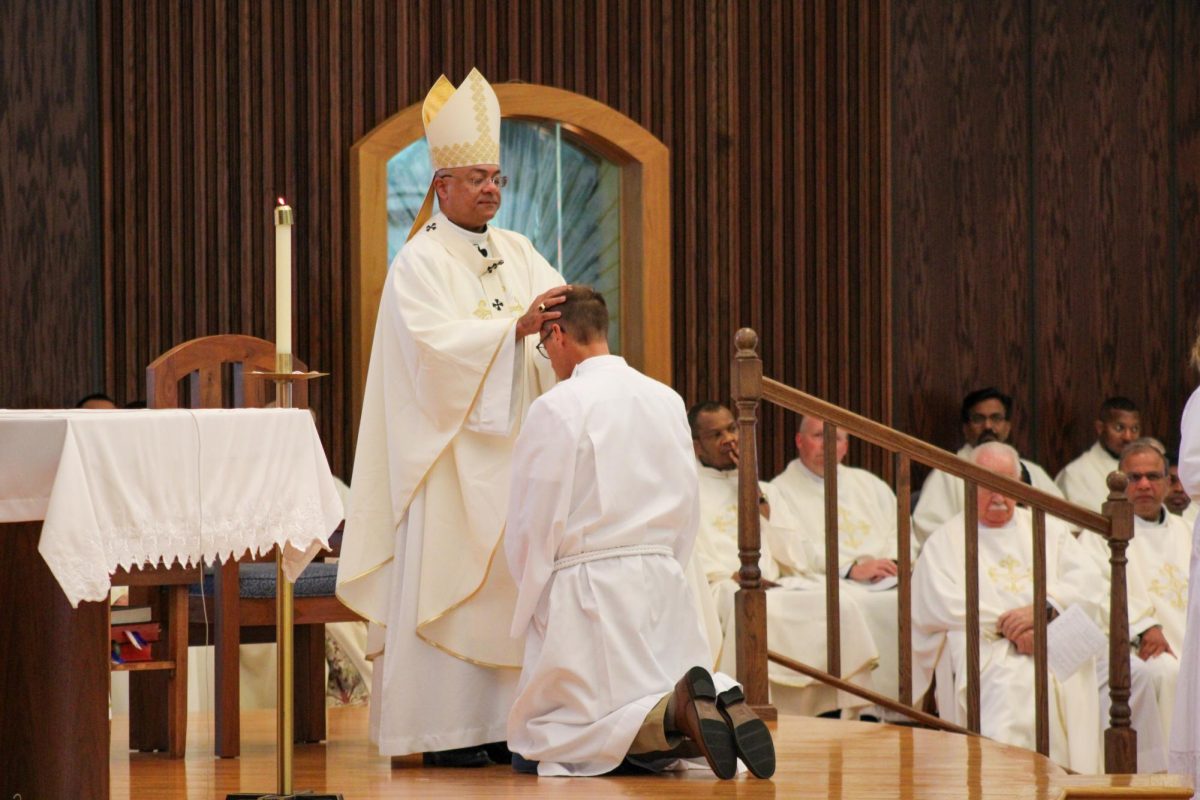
[438,173,509,190]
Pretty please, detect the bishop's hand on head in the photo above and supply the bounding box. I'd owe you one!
[516,285,572,339]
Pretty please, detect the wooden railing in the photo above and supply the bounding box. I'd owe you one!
[730,328,1137,773]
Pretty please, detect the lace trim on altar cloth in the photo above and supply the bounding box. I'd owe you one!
[50,500,332,604]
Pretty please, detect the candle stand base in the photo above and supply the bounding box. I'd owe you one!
[226,794,345,799]
[241,364,338,800]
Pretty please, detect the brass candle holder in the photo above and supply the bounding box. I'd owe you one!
[229,356,340,800]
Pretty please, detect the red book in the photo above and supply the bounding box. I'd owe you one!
[111,640,154,664]
[110,623,161,644]
[114,642,154,663]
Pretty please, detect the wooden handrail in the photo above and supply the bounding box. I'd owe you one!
[766,650,978,738]
[761,377,1110,532]
[732,328,1137,774]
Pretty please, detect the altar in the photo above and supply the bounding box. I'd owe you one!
[0,408,343,799]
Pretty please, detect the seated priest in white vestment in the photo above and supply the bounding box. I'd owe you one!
[505,288,774,779]
[913,387,1062,545]
[688,402,879,718]
[336,69,571,767]
[912,442,1102,773]
[1079,440,1186,772]
[769,414,914,703]
[1056,397,1143,516]
[1167,454,1200,530]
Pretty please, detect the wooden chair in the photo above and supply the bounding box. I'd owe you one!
[142,333,360,758]
[112,561,200,758]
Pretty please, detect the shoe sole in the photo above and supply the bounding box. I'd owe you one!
[680,667,738,779]
[717,688,776,779]
[728,718,775,778]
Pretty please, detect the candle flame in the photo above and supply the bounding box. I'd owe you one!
[277,196,287,206]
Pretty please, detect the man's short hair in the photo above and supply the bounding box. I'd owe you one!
[552,285,608,344]
[1120,438,1169,473]
[75,392,116,408]
[971,441,1021,478]
[687,401,729,439]
[1099,396,1139,419]
[960,387,1013,424]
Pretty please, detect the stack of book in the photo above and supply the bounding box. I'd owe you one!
[110,606,161,665]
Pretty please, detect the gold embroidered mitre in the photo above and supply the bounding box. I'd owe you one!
[406,69,502,240]
[423,68,501,170]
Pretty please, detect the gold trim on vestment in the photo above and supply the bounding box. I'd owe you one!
[422,75,456,124]
[335,554,394,593]
[413,521,523,670]
[388,314,518,535]
[918,635,949,709]
[339,226,536,667]
[338,325,511,637]
[400,225,524,539]
[406,182,436,242]
[334,556,393,627]
[1054,672,1070,751]
[414,630,523,670]
[847,656,880,680]
[780,655,879,690]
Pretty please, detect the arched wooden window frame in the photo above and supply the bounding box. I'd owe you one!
[349,84,670,429]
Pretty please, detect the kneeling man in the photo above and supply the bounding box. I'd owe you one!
[504,287,774,779]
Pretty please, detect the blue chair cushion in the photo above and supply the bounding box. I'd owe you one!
[189,561,339,599]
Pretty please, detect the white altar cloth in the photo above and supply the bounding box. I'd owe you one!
[0,408,344,606]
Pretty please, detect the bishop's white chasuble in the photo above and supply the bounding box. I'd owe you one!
[912,508,1102,773]
[337,213,563,755]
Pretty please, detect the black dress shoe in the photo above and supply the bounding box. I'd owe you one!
[422,746,491,768]
[715,686,775,779]
[483,740,513,765]
[671,666,738,779]
[511,752,539,774]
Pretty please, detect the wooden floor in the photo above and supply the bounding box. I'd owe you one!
[111,706,1193,799]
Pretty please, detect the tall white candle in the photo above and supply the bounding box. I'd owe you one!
[274,199,294,358]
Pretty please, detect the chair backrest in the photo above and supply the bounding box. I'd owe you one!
[146,334,308,410]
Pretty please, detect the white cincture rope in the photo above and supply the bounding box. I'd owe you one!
[552,544,674,572]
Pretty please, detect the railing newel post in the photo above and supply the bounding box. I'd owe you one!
[1102,471,1136,774]
[732,328,773,719]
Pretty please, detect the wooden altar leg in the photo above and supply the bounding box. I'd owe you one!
[0,521,109,799]
[214,559,241,758]
[293,623,327,743]
[128,584,169,752]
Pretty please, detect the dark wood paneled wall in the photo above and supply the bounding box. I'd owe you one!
[0,0,102,409]
[894,0,1200,476]
[95,0,891,481]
